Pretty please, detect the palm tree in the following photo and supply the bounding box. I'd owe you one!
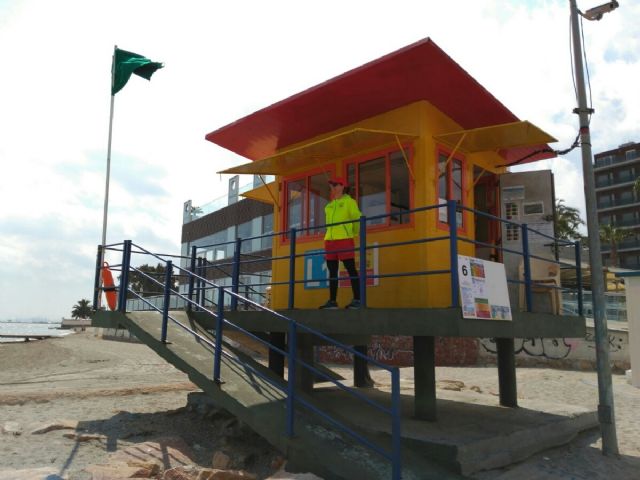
[599,224,631,267]
[554,199,584,241]
[71,299,92,319]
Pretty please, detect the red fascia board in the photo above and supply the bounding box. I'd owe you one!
[206,38,545,164]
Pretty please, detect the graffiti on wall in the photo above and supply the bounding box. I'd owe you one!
[480,337,573,359]
[480,331,625,360]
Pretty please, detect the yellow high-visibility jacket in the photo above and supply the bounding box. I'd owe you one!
[324,194,361,240]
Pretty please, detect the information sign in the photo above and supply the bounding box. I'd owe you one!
[458,255,512,320]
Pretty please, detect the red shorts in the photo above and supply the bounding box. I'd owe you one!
[324,239,355,261]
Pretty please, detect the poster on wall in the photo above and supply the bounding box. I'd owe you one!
[458,255,512,321]
[303,243,379,289]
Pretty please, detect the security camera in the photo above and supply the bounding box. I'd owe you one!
[582,1,619,21]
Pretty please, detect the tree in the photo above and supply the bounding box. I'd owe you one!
[128,263,176,298]
[599,223,631,267]
[71,299,92,319]
[634,176,640,197]
[554,199,585,241]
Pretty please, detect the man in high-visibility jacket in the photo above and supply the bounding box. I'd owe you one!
[319,176,361,310]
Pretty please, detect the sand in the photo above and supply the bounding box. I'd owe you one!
[0,331,638,479]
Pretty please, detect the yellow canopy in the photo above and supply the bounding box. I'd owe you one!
[218,128,418,175]
[240,181,278,206]
[433,121,557,153]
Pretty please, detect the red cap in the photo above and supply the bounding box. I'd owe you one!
[328,176,347,186]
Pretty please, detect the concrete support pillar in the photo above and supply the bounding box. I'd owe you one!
[413,336,436,421]
[496,338,518,407]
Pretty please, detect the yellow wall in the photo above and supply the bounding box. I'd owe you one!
[269,101,507,309]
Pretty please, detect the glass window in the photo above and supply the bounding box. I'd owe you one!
[237,221,252,253]
[286,179,306,231]
[505,203,519,219]
[625,149,636,161]
[506,224,519,241]
[284,171,331,237]
[437,152,465,226]
[261,213,273,250]
[358,156,386,225]
[309,173,330,234]
[389,151,410,224]
[347,148,412,228]
[523,202,544,215]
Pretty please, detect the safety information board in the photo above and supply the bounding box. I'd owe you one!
[458,255,512,321]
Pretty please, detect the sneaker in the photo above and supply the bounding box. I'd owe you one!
[345,299,362,309]
[319,300,339,309]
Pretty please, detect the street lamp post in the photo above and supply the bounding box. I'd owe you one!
[569,0,619,455]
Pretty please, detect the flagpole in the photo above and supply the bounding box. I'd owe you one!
[99,45,117,308]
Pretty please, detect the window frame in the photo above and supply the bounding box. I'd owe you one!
[435,147,467,234]
[281,166,334,242]
[345,144,415,231]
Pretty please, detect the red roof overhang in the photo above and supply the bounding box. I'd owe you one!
[206,38,555,165]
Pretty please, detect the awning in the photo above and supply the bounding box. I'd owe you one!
[433,121,557,166]
[218,128,418,175]
[240,181,278,206]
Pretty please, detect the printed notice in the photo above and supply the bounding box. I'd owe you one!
[458,255,512,321]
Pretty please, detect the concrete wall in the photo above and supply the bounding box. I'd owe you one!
[478,320,629,372]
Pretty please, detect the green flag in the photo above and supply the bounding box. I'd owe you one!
[112,48,164,95]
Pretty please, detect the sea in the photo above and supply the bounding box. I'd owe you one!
[0,320,73,343]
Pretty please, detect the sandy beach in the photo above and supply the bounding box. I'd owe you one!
[0,331,638,479]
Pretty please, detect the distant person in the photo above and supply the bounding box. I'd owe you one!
[319,177,361,309]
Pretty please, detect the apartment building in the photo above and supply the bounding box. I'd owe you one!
[181,175,274,306]
[594,141,640,269]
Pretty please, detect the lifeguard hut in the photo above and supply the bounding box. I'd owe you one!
[204,36,585,417]
[209,38,559,311]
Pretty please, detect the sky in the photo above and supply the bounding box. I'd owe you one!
[0,0,638,320]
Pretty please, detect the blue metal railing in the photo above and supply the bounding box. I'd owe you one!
[189,199,583,316]
[95,241,403,479]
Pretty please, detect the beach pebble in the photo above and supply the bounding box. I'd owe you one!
[1,421,22,436]
[211,451,231,469]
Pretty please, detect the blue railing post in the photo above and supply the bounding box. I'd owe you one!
[359,216,367,308]
[521,225,533,312]
[214,286,224,383]
[447,200,459,308]
[286,321,297,436]
[187,245,197,312]
[231,238,242,311]
[391,367,402,480]
[195,257,204,311]
[161,260,173,343]
[575,240,583,315]
[118,240,132,313]
[93,245,102,310]
[288,228,297,310]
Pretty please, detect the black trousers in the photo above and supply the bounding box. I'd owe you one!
[327,258,360,301]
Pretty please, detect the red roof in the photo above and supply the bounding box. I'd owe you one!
[206,38,554,164]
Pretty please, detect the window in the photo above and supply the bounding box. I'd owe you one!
[523,202,544,215]
[347,147,412,227]
[506,224,520,241]
[437,152,464,226]
[505,202,519,220]
[284,171,331,236]
[502,186,525,201]
[625,149,636,161]
[261,213,273,250]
